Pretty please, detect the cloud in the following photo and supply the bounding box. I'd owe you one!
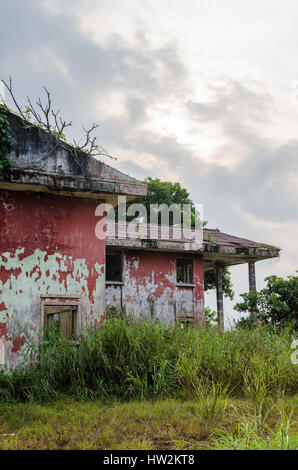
[0,0,187,144]
[185,80,298,223]
[187,80,273,126]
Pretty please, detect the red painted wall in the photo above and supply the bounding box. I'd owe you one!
[106,250,205,325]
[0,189,105,368]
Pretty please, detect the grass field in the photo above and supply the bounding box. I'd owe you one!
[0,319,297,450]
[0,396,297,450]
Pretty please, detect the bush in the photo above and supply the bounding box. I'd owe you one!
[0,318,296,402]
[235,273,298,331]
[204,306,217,327]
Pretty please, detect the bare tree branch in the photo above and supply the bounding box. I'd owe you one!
[35,87,52,131]
[27,96,44,127]
[1,76,27,119]
[73,123,117,159]
[0,77,116,160]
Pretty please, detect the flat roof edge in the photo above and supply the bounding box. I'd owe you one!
[0,168,147,198]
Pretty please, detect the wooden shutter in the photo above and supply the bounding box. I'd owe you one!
[44,305,77,339]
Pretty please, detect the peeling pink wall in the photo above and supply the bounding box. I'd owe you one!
[0,189,205,369]
[106,250,205,325]
[0,190,106,369]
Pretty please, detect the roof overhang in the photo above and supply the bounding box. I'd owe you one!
[0,169,147,205]
[106,225,281,268]
[203,243,280,271]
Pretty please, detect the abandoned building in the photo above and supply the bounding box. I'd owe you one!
[0,111,280,369]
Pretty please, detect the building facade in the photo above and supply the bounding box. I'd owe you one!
[0,110,280,369]
[105,249,205,325]
[0,111,146,369]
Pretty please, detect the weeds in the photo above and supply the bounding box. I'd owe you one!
[210,413,297,450]
[192,380,229,430]
[0,318,296,402]
[0,395,296,449]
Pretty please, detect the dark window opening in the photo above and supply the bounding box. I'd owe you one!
[44,305,77,340]
[106,253,123,282]
[177,258,193,284]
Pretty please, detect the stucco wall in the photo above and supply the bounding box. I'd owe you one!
[0,189,105,369]
[106,250,205,326]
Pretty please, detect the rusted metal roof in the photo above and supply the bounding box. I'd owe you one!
[204,228,265,248]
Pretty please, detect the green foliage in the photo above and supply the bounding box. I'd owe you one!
[120,176,235,298]
[0,105,14,177]
[209,415,297,450]
[204,306,217,327]
[17,105,68,142]
[105,305,122,319]
[0,319,296,402]
[235,273,298,331]
[0,397,296,450]
[203,231,215,243]
[121,177,205,227]
[204,267,234,300]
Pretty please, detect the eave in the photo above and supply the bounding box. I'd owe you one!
[105,224,281,268]
[0,168,147,204]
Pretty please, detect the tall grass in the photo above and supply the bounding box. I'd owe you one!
[0,318,296,402]
[208,408,297,450]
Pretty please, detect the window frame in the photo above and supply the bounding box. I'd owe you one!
[106,250,124,283]
[44,305,77,340]
[40,295,81,340]
[176,257,194,285]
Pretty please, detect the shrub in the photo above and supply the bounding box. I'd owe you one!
[204,306,217,327]
[0,319,296,402]
[235,273,298,331]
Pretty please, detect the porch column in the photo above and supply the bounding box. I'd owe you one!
[248,261,256,291]
[216,263,224,330]
[248,261,257,317]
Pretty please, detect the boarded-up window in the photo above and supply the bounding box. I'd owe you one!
[44,305,77,340]
[175,301,195,326]
[177,259,193,284]
[106,253,123,282]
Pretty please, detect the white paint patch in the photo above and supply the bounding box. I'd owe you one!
[0,340,5,365]
[0,249,105,368]
[133,258,139,270]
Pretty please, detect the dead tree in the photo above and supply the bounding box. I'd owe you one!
[0,76,115,160]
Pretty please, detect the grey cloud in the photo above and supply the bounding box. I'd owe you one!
[180,79,297,223]
[0,0,186,142]
[126,97,147,123]
[1,1,297,241]
[188,80,273,125]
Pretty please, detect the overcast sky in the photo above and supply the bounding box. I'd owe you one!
[1,0,297,325]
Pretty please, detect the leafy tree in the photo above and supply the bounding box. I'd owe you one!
[205,268,234,300]
[125,177,203,227]
[125,177,234,298]
[204,306,217,327]
[235,273,298,331]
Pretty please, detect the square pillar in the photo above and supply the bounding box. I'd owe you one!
[248,261,256,291]
[216,263,224,330]
[248,261,257,317]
